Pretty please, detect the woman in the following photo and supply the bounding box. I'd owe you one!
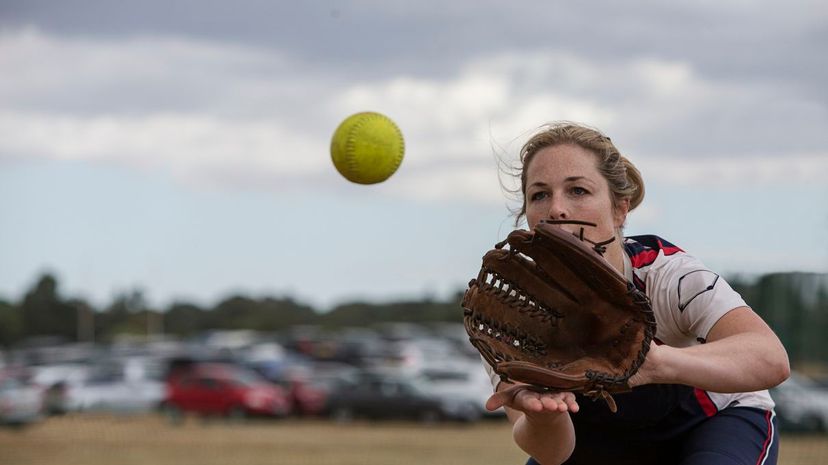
[483,122,790,465]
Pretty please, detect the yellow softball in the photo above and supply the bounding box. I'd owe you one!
[330,112,405,184]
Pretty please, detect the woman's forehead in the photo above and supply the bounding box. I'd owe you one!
[526,144,601,181]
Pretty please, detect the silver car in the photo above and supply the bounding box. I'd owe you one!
[416,363,506,419]
[0,376,43,427]
[71,356,166,413]
[770,372,828,432]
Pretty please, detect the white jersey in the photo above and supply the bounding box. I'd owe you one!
[483,234,774,414]
[623,234,774,412]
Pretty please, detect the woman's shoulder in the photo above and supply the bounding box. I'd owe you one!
[624,235,723,292]
[623,234,685,270]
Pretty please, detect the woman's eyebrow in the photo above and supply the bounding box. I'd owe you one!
[529,176,595,188]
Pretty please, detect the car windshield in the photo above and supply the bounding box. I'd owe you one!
[87,366,123,384]
[404,378,431,395]
[0,378,22,390]
[143,361,166,381]
[229,369,264,387]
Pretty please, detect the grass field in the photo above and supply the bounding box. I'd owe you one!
[0,414,826,465]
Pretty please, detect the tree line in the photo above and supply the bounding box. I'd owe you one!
[1,272,826,367]
[0,273,465,347]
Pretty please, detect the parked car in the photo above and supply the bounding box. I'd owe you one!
[42,381,70,415]
[249,360,328,416]
[28,362,90,414]
[770,372,828,432]
[306,361,360,391]
[325,370,481,423]
[70,356,166,413]
[415,363,505,419]
[0,374,43,428]
[302,361,360,414]
[163,362,291,422]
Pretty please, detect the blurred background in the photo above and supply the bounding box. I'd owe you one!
[0,1,826,464]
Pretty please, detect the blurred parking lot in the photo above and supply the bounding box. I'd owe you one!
[1,323,506,427]
[4,323,828,431]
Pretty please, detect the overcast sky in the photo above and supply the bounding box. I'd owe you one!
[1,0,826,311]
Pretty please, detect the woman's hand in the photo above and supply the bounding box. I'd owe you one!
[486,384,579,419]
[488,383,579,465]
[628,340,662,388]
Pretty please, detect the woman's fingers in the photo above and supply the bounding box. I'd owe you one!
[563,392,580,413]
[485,385,519,411]
[486,384,534,410]
[485,391,505,411]
[516,389,545,411]
[540,394,566,412]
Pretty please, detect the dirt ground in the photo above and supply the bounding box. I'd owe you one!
[0,414,826,465]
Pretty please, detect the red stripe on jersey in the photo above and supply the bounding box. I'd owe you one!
[755,410,774,465]
[630,249,659,268]
[659,243,683,256]
[693,388,718,417]
[628,238,683,268]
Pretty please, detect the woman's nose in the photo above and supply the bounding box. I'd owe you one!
[548,197,568,220]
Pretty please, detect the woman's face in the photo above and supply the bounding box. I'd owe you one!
[524,143,628,242]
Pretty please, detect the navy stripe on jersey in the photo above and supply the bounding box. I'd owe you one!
[632,273,647,292]
[625,234,684,269]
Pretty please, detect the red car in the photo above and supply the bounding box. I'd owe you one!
[164,363,291,421]
[283,375,328,417]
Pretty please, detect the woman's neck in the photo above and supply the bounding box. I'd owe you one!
[605,238,627,277]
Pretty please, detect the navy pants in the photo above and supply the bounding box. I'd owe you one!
[526,407,778,465]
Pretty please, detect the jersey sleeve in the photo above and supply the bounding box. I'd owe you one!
[645,253,748,344]
[481,356,501,391]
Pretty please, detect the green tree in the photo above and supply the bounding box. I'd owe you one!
[20,274,76,340]
[164,302,207,337]
[0,299,23,347]
[98,290,152,339]
[321,292,464,329]
[202,295,319,331]
[734,272,828,368]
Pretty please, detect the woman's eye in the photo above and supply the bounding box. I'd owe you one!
[529,191,548,201]
[571,186,589,196]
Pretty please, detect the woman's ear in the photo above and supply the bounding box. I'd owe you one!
[614,198,630,228]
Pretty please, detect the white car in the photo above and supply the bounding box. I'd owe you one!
[0,375,43,427]
[416,362,506,419]
[770,372,828,432]
[29,362,90,414]
[70,356,166,413]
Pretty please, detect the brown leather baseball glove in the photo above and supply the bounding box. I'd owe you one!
[462,220,656,412]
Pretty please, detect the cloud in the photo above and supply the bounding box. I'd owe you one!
[634,153,828,187]
[0,111,324,173]
[1,27,825,208]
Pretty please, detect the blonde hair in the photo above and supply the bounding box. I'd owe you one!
[511,122,645,225]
